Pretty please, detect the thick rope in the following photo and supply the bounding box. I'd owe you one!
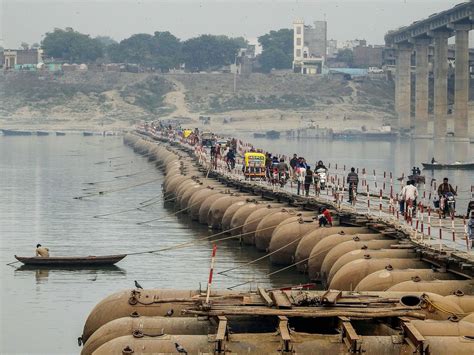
[218,233,304,275]
[93,196,176,218]
[127,220,286,256]
[421,294,470,317]
[74,177,162,199]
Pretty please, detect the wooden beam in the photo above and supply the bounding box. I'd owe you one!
[215,316,228,354]
[278,316,292,354]
[340,320,361,353]
[271,291,292,309]
[258,287,274,307]
[321,290,342,304]
[402,321,427,354]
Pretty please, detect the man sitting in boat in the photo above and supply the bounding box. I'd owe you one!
[36,244,50,257]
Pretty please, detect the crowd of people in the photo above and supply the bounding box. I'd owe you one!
[146,123,474,243]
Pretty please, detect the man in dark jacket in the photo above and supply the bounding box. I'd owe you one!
[437,178,456,197]
[346,167,359,203]
[289,154,298,178]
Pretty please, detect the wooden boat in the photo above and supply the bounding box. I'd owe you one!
[55,131,66,136]
[83,131,94,136]
[36,131,49,136]
[14,254,126,266]
[253,132,266,138]
[1,129,32,136]
[422,162,474,170]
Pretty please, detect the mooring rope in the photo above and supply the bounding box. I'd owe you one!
[73,177,162,199]
[127,219,286,256]
[218,233,305,275]
[93,196,176,218]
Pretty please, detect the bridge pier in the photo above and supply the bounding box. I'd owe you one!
[395,44,413,133]
[452,24,471,140]
[413,39,430,138]
[432,31,450,139]
[385,2,473,141]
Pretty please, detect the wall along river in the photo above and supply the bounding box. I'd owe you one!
[0,134,305,354]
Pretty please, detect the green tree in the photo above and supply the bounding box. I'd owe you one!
[20,42,29,50]
[259,46,292,73]
[258,28,293,73]
[107,31,182,72]
[182,35,244,71]
[336,48,353,67]
[95,36,117,47]
[152,31,182,71]
[31,43,40,49]
[41,28,104,62]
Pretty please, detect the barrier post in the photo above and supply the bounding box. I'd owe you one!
[451,214,456,251]
[367,184,370,213]
[205,244,217,305]
[438,212,443,251]
[464,217,470,251]
[379,189,383,217]
[427,207,431,238]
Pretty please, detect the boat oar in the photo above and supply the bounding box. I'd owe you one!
[6,260,21,266]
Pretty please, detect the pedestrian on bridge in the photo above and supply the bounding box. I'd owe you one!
[346,167,359,203]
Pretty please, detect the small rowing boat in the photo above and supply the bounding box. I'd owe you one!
[1,129,33,136]
[14,254,126,266]
[422,162,474,170]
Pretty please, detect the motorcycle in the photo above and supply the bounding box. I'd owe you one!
[440,192,456,218]
[315,167,327,190]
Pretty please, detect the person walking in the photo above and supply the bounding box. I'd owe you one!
[466,200,474,219]
[346,167,359,203]
[402,180,418,217]
[295,163,306,195]
[225,149,236,171]
[468,211,474,248]
[289,154,298,178]
[304,167,314,196]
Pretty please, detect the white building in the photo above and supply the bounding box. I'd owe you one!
[293,19,327,74]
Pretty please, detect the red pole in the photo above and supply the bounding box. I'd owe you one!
[206,244,218,304]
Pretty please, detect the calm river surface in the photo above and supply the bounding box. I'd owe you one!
[0,135,305,354]
[0,134,472,354]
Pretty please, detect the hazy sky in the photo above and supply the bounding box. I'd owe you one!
[1,0,470,48]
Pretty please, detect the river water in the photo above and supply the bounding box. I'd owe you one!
[0,134,472,354]
[0,135,305,354]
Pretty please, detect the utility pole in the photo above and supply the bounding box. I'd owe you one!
[233,55,237,93]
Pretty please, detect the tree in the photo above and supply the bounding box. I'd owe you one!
[259,46,292,73]
[258,29,293,73]
[31,43,40,49]
[41,28,104,63]
[182,35,244,71]
[152,31,182,71]
[336,48,353,67]
[20,42,29,50]
[107,32,181,71]
[95,36,117,47]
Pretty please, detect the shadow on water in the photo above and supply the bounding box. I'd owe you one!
[14,265,126,284]
[15,265,126,273]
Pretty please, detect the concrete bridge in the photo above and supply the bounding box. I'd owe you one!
[385,1,473,139]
